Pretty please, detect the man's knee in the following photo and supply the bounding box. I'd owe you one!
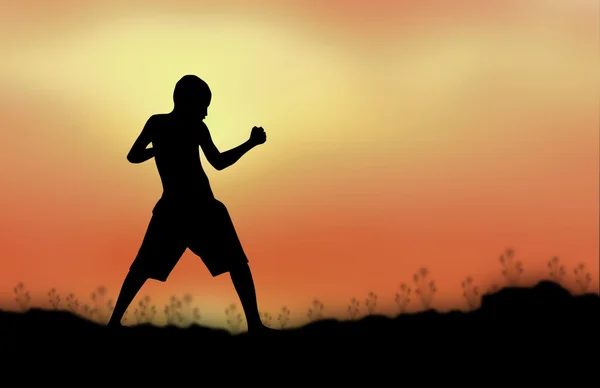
[228,261,250,275]
[126,269,151,285]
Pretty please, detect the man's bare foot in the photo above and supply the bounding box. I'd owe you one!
[247,324,280,335]
[106,321,129,330]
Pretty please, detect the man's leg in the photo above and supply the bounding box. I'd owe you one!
[200,200,275,332]
[107,270,147,327]
[109,206,182,327]
[229,263,271,331]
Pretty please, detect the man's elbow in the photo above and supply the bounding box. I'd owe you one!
[127,153,141,164]
[208,155,225,170]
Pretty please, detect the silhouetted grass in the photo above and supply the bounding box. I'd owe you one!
[2,281,598,336]
[6,249,598,332]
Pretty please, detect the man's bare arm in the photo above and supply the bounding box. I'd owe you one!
[127,116,157,164]
[198,124,266,171]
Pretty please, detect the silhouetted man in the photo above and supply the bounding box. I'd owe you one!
[107,75,274,333]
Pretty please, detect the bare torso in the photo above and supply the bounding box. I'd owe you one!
[152,114,215,211]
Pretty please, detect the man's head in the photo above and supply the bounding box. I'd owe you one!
[173,75,212,118]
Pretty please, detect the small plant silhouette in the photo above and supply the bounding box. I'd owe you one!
[13,282,31,312]
[547,256,566,284]
[277,306,291,329]
[365,292,377,315]
[48,288,60,310]
[461,276,480,310]
[261,312,273,328]
[164,296,183,326]
[413,267,437,309]
[65,293,79,313]
[348,297,360,319]
[499,247,523,286]
[122,310,132,325]
[225,304,243,333]
[134,295,157,325]
[487,284,500,294]
[81,304,93,318]
[394,283,411,313]
[307,299,324,322]
[179,293,201,327]
[573,263,592,294]
[89,286,114,324]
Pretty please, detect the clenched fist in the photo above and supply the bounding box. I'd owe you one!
[249,126,267,146]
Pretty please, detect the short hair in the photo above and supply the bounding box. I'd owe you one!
[173,75,211,109]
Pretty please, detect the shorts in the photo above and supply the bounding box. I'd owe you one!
[129,199,249,281]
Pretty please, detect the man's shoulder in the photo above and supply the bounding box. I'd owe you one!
[149,113,170,123]
[146,113,170,130]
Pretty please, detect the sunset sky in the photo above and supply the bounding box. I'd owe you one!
[1,0,598,330]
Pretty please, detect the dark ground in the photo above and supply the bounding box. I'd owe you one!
[2,281,598,361]
[4,280,595,380]
[2,281,598,335]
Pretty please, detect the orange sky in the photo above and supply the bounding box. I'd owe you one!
[1,0,598,329]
